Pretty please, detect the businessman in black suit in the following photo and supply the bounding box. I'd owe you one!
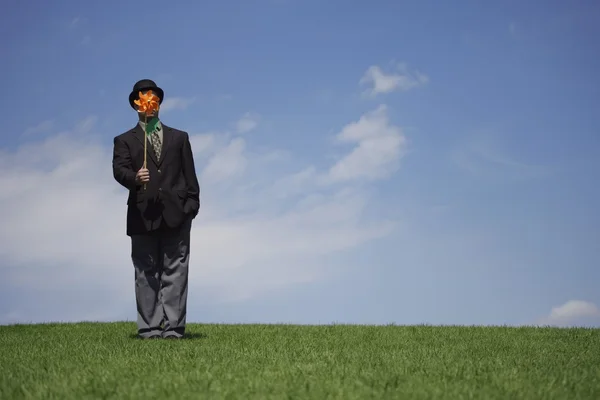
[112,79,200,339]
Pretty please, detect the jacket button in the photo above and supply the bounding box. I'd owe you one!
[158,169,161,173]
[158,188,162,192]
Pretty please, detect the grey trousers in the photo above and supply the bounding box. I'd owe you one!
[130,219,191,338]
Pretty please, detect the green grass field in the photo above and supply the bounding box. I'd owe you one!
[1,322,598,399]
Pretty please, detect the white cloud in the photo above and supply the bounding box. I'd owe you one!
[189,132,217,154]
[270,166,317,199]
[22,120,54,136]
[452,132,550,181]
[160,97,195,112]
[322,104,407,183]
[0,105,402,323]
[74,115,97,133]
[235,112,260,134]
[201,137,247,183]
[359,63,428,97]
[538,300,600,327]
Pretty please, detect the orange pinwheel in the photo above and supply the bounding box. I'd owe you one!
[134,90,160,116]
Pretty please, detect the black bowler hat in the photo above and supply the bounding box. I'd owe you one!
[128,79,164,109]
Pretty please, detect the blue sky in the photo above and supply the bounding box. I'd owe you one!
[1,0,599,327]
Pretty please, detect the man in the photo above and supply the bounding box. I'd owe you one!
[112,79,200,339]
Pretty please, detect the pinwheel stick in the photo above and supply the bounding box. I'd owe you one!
[143,115,149,190]
[143,114,148,170]
[133,90,160,190]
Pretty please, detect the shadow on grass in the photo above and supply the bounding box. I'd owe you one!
[127,332,208,340]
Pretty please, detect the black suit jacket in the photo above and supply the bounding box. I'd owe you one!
[112,123,200,236]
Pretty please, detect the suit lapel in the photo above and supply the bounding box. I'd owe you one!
[157,124,172,167]
[131,124,159,166]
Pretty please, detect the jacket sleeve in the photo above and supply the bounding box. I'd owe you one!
[112,136,138,190]
[181,132,200,216]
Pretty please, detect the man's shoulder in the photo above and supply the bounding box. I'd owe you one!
[114,126,138,142]
[163,124,188,136]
